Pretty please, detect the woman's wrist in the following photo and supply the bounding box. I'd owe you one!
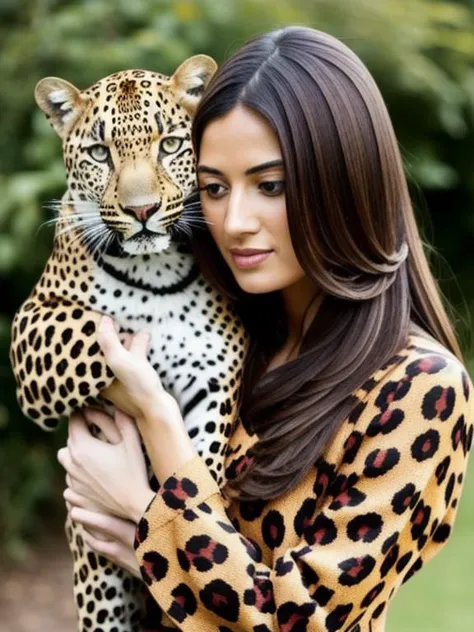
[135,408,199,489]
[136,391,182,430]
[131,487,156,524]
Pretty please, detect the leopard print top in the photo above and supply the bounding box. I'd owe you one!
[132,332,473,631]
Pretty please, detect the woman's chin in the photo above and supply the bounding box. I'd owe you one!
[234,275,283,295]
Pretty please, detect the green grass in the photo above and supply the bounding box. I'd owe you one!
[388,457,474,631]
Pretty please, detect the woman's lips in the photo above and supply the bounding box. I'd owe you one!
[230,250,273,269]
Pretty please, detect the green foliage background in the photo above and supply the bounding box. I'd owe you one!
[1,1,473,628]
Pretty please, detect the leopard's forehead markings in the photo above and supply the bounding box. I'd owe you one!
[89,119,105,143]
[86,69,169,97]
[84,69,174,115]
[78,69,190,151]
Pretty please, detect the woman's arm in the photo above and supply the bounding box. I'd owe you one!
[57,315,205,582]
[68,504,142,580]
[59,315,201,515]
[98,314,201,485]
[59,317,473,630]
[131,355,473,630]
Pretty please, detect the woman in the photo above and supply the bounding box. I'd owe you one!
[58,26,473,631]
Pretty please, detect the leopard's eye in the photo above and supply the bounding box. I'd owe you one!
[160,137,183,155]
[87,145,110,163]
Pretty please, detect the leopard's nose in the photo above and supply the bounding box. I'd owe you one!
[123,203,161,223]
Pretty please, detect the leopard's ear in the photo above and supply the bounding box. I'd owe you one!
[170,54,217,116]
[35,77,89,139]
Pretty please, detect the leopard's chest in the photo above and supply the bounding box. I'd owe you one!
[87,249,240,395]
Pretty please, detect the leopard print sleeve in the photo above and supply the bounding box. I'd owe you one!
[133,353,473,631]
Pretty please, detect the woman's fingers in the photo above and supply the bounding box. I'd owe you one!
[64,487,104,513]
[98,317,157,389]
[83,531,120,558]
[59,444,102,495]
[129,330,150,357]
[65,472,89,500]
[64,487,83,507]
[57,446,82,479]
[70,507,136,545]
[97,316,131,382]
[94,315,169,425]
[114,408,142,447]
[68,412,94,459]
[81,531,142,580]
[83,407,122,445]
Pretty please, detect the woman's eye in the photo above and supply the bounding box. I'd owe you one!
[87,144,110,163]
[200,183,226,199]
[259,180,285,196]
[160,137,183,154]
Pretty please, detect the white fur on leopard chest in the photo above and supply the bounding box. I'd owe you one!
[90,247,200,323]
[89,245,240,419]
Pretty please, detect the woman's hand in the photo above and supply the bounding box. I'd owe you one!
[69,507,141,580]
[58,315,199,529]
[57,407,155,523]
[98,315,182,426]
[94,315,199,483]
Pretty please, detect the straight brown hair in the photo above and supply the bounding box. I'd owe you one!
[187,26,463,501]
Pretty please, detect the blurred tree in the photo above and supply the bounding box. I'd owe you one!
[1,0,473,560]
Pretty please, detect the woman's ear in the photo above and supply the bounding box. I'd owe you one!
[35,77,89,139]
[170,54,218,115]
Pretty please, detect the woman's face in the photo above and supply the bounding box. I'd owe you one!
[197,105,307,295]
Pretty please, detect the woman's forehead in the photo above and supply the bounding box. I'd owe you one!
[199,105,282,170]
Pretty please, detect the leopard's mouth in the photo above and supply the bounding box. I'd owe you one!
[124,227,167,243]
[119,228,171,256]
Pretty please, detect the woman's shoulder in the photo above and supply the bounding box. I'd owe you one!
[224,329,473,494]
[396,328,471,395]
[321,328,473,469]
[365,328,472,406]
[374,327,471,414]
[404,327,469,370]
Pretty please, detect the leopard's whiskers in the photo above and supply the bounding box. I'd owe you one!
[100,230,118,258]
[67,222,109,252]
[43,199,102,214]
[89,227,114,258]
[53,218,104,240]
[38,213,100,235]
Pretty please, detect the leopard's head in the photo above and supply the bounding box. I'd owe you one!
[35,55,216,256]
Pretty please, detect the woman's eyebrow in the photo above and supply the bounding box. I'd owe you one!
[245,160,283,175]
[197,165,223,176]
[197,159,284,177]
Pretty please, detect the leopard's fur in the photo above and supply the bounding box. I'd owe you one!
[10,57,248,631]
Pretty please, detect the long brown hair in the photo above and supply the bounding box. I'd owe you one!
[188,26,463,501]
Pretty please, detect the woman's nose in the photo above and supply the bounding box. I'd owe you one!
[223,190,259,236]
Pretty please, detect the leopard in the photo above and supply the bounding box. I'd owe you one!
[9,56,248,632]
